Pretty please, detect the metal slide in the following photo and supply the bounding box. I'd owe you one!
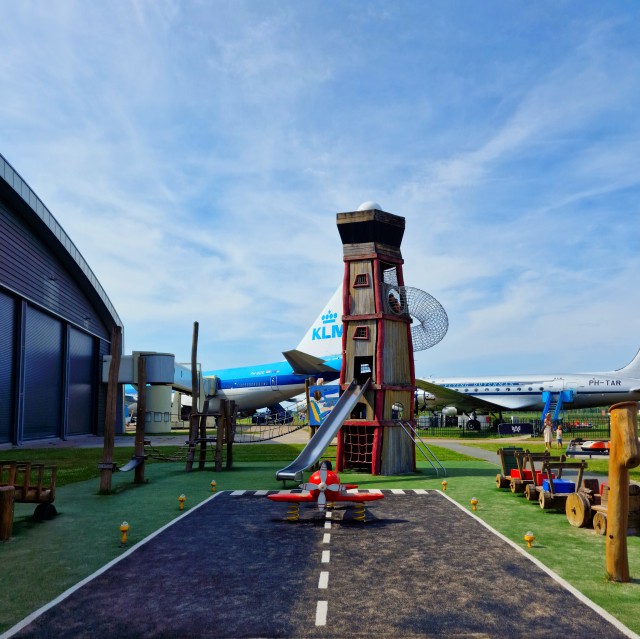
[275,379,370,482]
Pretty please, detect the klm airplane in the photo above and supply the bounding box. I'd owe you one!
[202,286,343,413]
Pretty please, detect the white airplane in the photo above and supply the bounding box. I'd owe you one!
[415,349,640,420]
[202,286,343,413]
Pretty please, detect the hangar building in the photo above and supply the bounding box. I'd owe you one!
[0,153,122,445]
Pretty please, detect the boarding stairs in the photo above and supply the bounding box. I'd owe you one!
[397,421,446,477]
[541,389,574,423]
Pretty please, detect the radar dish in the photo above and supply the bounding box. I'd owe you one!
[403,286,448,351]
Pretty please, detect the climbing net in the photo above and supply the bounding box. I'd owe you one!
[342,425,375,469]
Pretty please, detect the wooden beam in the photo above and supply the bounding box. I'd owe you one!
[134,355,146,484]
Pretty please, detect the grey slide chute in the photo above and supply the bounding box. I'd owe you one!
[275,379,370,482]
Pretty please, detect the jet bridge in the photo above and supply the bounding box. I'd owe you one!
[102,351,213,433]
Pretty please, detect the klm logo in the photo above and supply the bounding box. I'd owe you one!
[312,311,342,341]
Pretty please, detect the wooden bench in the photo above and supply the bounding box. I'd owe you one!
[0,461,58,541]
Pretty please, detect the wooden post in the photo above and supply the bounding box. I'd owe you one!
[185,322,199,472]
[606,401,640,582]
[99,325,122,494]
[226,401,235,470]
[0,485,15,542]
[134,356,146,484]
[215,403,226,472]
[197,399,210,470]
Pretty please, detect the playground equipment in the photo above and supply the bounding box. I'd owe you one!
[536,459,587,510]
[0,461,58,540]
[565,479,640,535]
[566,438,610,458]
[604,402,640,582]
[268,461,384,521]
[335,206,446,475]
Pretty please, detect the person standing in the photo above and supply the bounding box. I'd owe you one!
[543,413,553,452]
[556,424,563,449]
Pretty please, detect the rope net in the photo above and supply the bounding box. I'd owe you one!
[342,425,375,469]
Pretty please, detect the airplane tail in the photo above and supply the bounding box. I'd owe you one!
[294,285,344,360]
[614,348,640,377]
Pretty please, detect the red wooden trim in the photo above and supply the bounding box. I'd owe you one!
[372,426,382,475]
[340,261,350,386]
[336,427,344,472]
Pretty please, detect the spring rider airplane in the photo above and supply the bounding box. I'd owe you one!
[267,461,384,522]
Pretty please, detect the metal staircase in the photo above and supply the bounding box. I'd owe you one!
[397,421,446,477]
[541,389,574,422]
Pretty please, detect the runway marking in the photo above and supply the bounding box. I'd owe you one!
[323,533,331,544]
[390,489,405,494]
[324,521,331,529]
[254,490,268,496]
[230,490,246,496]
[325,510,333,519]
[413,489,428,494]
[321,550,330,563]
[315,601,328,626]
[318,571,329,589]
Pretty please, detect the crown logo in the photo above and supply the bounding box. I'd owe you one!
[322,311,339,324]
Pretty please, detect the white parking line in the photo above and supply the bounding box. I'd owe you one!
[316,601,328,626]
[318,571,329,589]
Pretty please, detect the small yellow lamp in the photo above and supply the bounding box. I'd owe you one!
[524,531,535,548]
[178,494,186,510]
[470,497,478,511]
[441,480,448,492]
[119,521,130,546]
[210,480,217,493]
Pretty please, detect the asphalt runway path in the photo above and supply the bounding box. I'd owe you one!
[6,491,635,639]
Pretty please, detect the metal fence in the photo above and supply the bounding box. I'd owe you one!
[414,413,611,440]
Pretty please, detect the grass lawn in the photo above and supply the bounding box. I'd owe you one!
[0,442,639,636]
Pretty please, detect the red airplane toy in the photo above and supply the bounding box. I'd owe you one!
[268,461,384,521]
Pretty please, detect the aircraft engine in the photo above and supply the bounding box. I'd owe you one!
[442,406,458,417]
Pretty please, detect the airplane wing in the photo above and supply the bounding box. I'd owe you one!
[267,492,317,503]
[332,491,385,503]
[415,379,506,413]
[282,349,339,375]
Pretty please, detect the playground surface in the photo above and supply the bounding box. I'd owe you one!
[6,490,635,639]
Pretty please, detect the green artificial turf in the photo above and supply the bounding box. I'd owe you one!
[0,444,639,636]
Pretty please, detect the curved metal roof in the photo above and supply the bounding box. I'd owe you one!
[0,153,122,328]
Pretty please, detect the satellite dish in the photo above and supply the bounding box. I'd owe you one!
[383,285,448,352]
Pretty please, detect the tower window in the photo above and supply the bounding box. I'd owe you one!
[354,273,369,288]
[353,326,369,340]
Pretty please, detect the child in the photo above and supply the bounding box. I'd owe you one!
[543,413,553,452]
[556,424,563,449]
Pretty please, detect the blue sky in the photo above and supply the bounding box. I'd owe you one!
[1,1,640,378]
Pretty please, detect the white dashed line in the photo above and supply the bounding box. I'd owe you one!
[318,571,329,589]
[230,490,246,496]
[413,489,428,494]
[324,521,331,529]
[325,511,333,519]
[316,601,328,626]
[323,533,331,544]
[390,489,405,494]
[321,550,330,563]
[254,490,268,496]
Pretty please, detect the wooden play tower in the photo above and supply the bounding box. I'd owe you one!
[335,206,416,476]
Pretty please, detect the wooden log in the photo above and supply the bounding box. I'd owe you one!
[0,485,15,541]
[606,402,640,582]
[99,325,122,494]
[198,399,210,470]
[215,408,225,473]
[134,356,146,484]
[185,321,199,472]
[566,492,592,528]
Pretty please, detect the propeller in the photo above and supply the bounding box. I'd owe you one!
[299,462,341,510]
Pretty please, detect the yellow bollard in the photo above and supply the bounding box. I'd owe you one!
[524,531,535,548]
[210,480,217,493]
[441,480,448,492]
[470,497,478,511]
[119,521,130,547]
[178,494,186,510]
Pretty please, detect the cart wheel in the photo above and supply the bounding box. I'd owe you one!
[593,511,607,536]
[525,484,538,501]
[33,503,58,522]
[539,491,552,510]
[566,492,592,528]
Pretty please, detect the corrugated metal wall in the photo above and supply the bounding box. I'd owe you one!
[0,289,15,443]
[0,179,114,443]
